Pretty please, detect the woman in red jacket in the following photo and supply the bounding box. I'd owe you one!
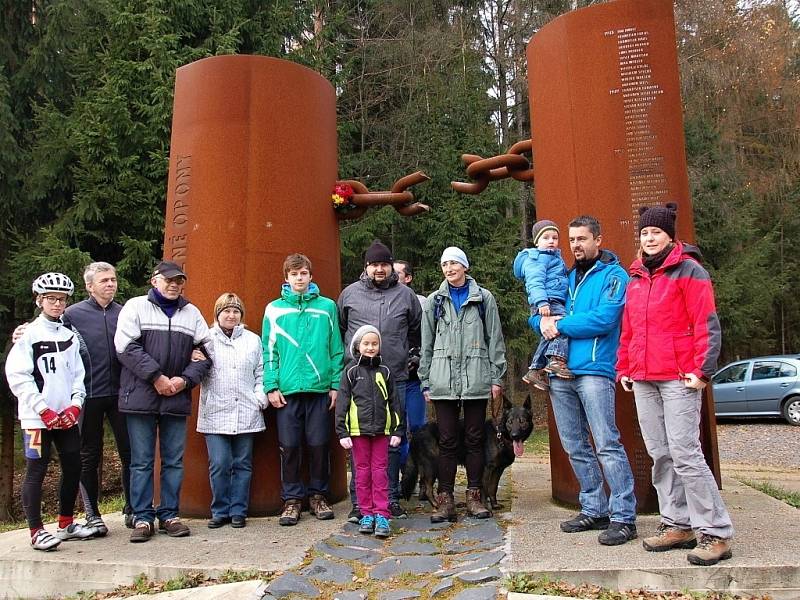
[617,203,733,566]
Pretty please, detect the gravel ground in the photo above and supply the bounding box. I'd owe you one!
[716,419,800,469]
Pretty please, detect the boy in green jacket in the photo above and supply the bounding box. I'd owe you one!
[262,254,344,526]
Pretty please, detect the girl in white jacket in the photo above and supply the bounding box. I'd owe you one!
[196,293,266,529]
[5,273,97,550]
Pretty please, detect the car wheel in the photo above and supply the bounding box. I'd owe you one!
[782,396,800,426]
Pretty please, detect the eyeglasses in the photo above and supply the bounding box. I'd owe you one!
[157,275,186,285]
[41,296,68,305]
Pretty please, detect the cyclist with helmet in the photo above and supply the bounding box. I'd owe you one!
[5,273,99,550]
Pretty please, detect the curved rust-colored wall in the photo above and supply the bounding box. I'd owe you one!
[528,0,720,512]
[162,55,346,516]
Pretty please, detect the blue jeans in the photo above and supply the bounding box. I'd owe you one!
[127,413,187,524]
[398,379,427,466]
[205,433,255,519]
[351,380,407,505]
[530,300,568,369]
[549,376,636,523]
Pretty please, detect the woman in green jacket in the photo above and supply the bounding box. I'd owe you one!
[418,247,507,522]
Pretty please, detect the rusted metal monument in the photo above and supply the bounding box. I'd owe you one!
[161,55,427,516]
[453,0,721,512]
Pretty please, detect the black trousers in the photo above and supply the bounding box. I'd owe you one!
[79,395,132,516]
[22,426,81,529]
[433,399,487,493]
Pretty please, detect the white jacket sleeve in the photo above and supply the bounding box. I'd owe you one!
[5,335,48,415]
[69,337,86,408]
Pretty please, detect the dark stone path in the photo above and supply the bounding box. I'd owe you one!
[265,484,511,599]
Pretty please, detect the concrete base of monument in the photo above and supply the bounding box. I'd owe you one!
[507,457,800,600]
[0,499,347,600]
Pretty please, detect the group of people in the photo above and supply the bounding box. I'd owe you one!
[5,202,734,567]
[513,205,733,566]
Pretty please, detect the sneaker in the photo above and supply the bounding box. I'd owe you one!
[521,369,538,384]
[374,515,391,538]
[598,521,637,546]
[207,516,231,529]
[560,512,610,533]
[124,513,135,529]
[279,500,302,526]
[56,522,97,541]
[643,523,697,552]
[31,528,61,551]
[231,516,246,528]
[347,505,363,524]
[130,521,154,543]
[158,517,190,537]
[358,515,375,534]
[309,494,335,520]
[389,501,407,519]
[545,357,575,379]
[85,515,108,537]
[687,534,733,566]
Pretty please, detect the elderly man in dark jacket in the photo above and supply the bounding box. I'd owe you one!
[114,261,211,543]
[337,240,422,521]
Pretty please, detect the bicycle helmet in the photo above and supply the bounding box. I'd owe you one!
[32,272,75,296]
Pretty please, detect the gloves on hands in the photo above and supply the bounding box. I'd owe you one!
[39,408,61,430]
[60,406,81,428]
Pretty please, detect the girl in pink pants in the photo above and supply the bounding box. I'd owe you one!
[336,325,404,538]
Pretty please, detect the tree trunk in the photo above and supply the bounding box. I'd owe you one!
[0,378,15,521]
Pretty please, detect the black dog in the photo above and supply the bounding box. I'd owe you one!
[401,395,533,510]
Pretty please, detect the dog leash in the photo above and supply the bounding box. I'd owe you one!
[490,395,503,441]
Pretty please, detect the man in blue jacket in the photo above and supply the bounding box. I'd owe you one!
[532,215,637,546]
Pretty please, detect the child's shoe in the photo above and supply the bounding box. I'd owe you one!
[358,515,375,534]
[525,369,550,391]
[545,357,574,379]
[56,522,97,541]
[31,528,61,551]
[522,369,537,384]
[374,515,391,538]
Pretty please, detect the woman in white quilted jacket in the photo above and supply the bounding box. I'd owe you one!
[196,293,266,529]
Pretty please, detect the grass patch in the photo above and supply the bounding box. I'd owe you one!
[739,479,800,508]
[524,427,549,456]
[506,573,771,599]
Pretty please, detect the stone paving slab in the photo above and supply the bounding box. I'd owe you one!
[369,555,443,579]
[507,457,800,598]
[300,557,354,584]
[453,585,499,600]
[266,572,320,598]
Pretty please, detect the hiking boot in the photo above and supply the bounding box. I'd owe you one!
[279,500,302,526]
[598,521,638,546]
[524,369,550,391]
[643,523,697,552]
[347,505,363,523]
[159,517,190,537]
[560,512,610,533]
[231,516,246,528]
[374,515,391,538]
[545,357,575,379]
[56,522,97,541]
[309,495,334,520]
[389,501,407,519]
[430,492,457,523]
[85,515,108,537]
[465,487,491,519]
[31,528,61,551]
[358,515,375,534]
[687,534,732,566]
[130,521,154,543]
[207,516,231,529]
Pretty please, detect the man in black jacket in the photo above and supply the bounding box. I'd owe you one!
[114,261,211,543]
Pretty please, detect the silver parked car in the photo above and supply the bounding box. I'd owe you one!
[712,355,800,425]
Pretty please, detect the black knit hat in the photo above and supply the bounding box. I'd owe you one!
[638,202,677,240]
[364,239,394,265]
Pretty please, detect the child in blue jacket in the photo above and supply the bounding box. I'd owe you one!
[513,220,573,389]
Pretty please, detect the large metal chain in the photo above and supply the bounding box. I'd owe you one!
[451,139,534,194]
[336,171,431,220]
